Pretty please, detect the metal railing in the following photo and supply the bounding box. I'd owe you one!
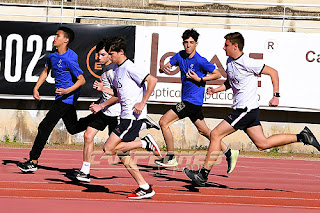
[0,0,320,31]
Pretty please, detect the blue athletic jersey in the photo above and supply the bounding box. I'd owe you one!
[46,48,83,105]
[170,51,216,105]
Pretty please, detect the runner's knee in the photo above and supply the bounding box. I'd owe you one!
[84,132,94,144]
[159,117,168,129]
[210,130,222,141]
[253,139,269,151]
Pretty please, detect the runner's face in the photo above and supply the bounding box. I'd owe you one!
[53,30,68,48]
[98,49,110,65]
[108,50,121,64]
[223,39,235,57]
[183,37,197,56]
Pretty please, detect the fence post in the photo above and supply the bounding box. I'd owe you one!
[73,0,77,23]
[282,5,286,32]
[60,0,63,23]
[177,0,181,27]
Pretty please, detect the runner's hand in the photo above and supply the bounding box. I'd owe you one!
[269,97,279,107]
[90,103,103,114]
[56,88,68,95]
[93,78,103,91]
[186,70,200,82]
[207,87,216,95]
[159,65,172,74]
[133,102,145,114]
[33,89,41,101]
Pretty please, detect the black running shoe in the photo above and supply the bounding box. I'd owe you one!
[127,185,155,199]
[143,115,160,130]
[183,167,207,187]
[17,159,38,172]
[300,126,320,151]
[75,171,91,183]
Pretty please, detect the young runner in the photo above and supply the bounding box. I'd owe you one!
[18,26,87,172]
[184,32,320,186]
[73,38,159,182]
[156,29,239,174]
[101,37,161,199]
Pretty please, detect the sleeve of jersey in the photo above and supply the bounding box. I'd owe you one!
[45,55,51,69]
[128,65,148,86]
[247,57,264,75]
[200,57,216,73]
[67,59,84,77]
[169,52,179,66]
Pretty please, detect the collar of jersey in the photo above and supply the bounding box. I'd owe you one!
[233,52,244,61]
[118,58,128,67]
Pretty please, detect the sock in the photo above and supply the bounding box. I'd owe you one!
[200,167,210,179]
[80,161,91,175]
[166,153,175,161]
[224,148,231,158]
[139,183,150,190]
[297,134,304,142]
[140,123,147,131]
[141,138,147,148]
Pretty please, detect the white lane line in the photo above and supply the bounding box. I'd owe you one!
[0,195,319,210]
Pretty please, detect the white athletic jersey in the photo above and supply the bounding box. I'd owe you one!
[226,53,265,110]
[100,64,121,117]
[112,59,148,120]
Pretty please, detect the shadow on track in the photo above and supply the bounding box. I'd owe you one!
[136,163,293,193]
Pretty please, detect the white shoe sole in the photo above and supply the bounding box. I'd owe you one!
[155,159,178,167]
[128,190,155,199]
[227,150,239,174]
[18,166,38,173]
[76,176,91,183]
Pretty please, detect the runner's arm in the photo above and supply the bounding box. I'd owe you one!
[133,75,158,114]
[261,65,279,106]
[33,66,49,100]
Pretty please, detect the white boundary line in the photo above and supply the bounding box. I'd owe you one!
[1,187,319,202]
[0,195,319,210]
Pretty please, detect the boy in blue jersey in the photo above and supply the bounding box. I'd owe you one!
[155,29,239,174]
[18,26,86,172]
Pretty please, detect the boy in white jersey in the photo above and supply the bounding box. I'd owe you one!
[102,37,161,199]
[70,38,120,182]
[184,32,320,186]
[72,38,160,183]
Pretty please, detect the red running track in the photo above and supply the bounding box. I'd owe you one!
[1,147,320,213]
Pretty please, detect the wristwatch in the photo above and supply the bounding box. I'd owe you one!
[273,92,280,97]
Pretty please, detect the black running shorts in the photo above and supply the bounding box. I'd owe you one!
[224,107,261,131]
[171,101,204,123]
[113,119,143,142]
[85,111,118,133]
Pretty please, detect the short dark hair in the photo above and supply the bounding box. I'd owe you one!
[108,37,126,53]
[58,26,75,44]
[224,32,244,51]
[182,29,199,42]
[96,37,111,53]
